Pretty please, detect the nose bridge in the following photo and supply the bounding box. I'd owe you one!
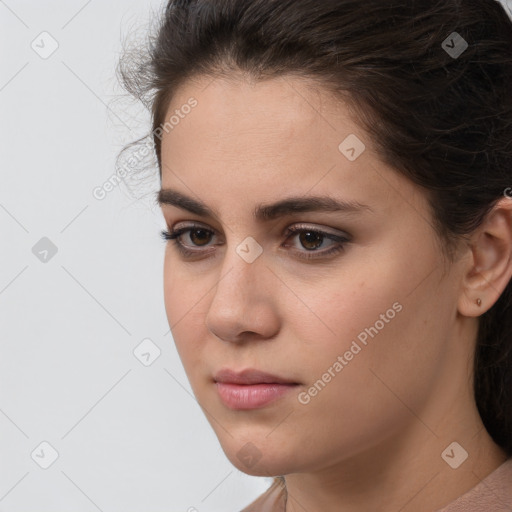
[205,236,278,341]
[214,235,266,304]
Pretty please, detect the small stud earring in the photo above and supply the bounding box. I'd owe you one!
[476,298,482,306]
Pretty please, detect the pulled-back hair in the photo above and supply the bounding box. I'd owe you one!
[118,0,512,462]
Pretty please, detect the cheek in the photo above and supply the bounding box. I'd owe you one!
[162,255,205,362]
[290,260,405,358]
[162,249,206,324]
[292,248,446,415]
[275,293,437,465]
[162,255,180,326]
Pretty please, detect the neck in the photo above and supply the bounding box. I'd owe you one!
[284,428,506,512]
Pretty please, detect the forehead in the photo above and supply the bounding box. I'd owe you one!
[158,75,428,226]
[161,75,362,180]
[163,74,361,157]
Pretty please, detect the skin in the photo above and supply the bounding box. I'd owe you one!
[158,74,512,512]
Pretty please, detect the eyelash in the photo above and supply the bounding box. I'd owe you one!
[160,223,350,261]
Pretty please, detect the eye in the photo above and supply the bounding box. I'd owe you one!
[281,225,350,260]
[160,224,217,258]
[160,223,350,261]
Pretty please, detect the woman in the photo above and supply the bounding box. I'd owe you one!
[118,0,512,510]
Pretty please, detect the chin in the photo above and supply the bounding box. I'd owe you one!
[229,455,292,477]
[216,436,301,476]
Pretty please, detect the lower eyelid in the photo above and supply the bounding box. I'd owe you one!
[171,229,349,260]
[175,227,341,245]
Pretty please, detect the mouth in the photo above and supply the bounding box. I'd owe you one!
[213,368,300,410]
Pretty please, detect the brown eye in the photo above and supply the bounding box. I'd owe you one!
[160,225,217,254]
[161,223,350,261]
[189,228,213,246]
[298,231,324,251]
[282,225,350,261]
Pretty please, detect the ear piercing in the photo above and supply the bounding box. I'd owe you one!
[476,298,482,306]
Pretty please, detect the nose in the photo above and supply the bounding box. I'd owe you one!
[205,244,280,343]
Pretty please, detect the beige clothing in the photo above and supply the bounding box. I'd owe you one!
[240,458,512,511]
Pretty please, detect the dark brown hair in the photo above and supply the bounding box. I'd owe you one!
[118,0,512,467]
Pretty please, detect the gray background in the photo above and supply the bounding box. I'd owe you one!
[1,1,511,511]
[0,1,270,511]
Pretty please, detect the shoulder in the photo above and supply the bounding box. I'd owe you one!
[436,457,512,511]
[239,479,286,512]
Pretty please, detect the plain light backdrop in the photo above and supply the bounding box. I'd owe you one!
[0,1,270,511]
[1,1,511,511]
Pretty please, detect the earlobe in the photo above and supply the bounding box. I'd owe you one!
[458,198,512,318]
[458,290,486,318]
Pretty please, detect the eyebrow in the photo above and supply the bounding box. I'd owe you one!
[156,188,373,222]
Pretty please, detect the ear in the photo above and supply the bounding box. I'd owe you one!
[458,196,512,317]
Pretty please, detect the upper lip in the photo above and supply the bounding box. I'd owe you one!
[213,368,299,385]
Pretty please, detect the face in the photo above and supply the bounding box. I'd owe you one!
[158,75,468,476]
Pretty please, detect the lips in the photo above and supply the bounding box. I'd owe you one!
[213,368,299,385]
[213,368,300,410]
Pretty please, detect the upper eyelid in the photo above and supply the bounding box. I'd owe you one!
[169,221,349,238]
[168,224,350,252]
[163,224,351,262]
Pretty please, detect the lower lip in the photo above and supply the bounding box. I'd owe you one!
[215,382,298,410]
